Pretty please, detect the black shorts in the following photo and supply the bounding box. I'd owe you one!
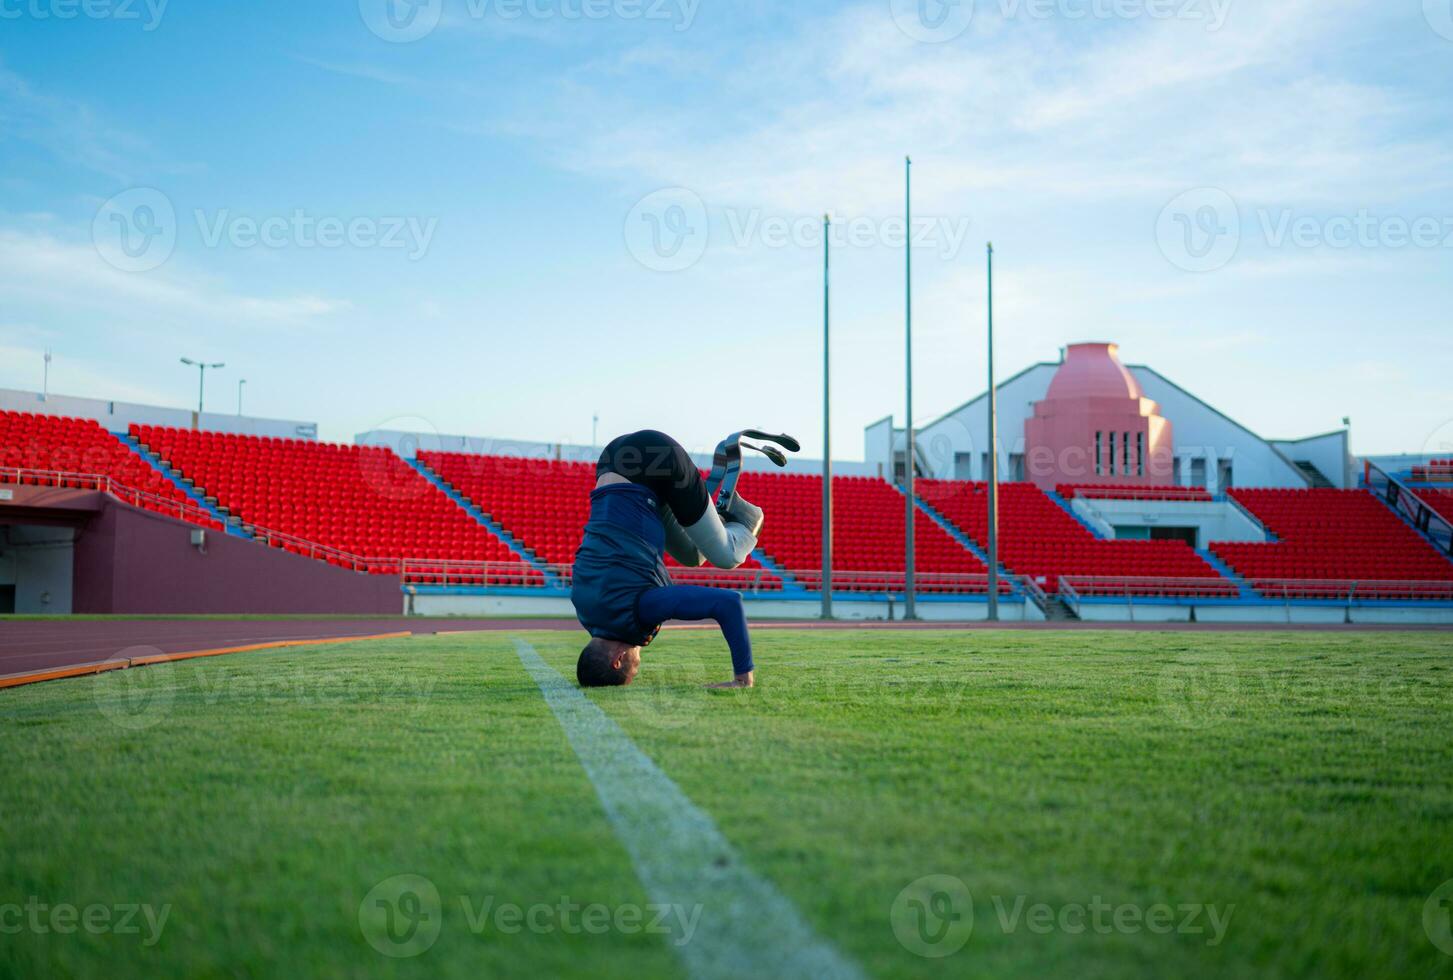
[596,430,710,526]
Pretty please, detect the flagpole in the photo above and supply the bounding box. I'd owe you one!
[822,214,833,618]
[904,156,917,620]
[986,242,1000,620]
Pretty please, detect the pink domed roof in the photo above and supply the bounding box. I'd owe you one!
[1044,342,1143,401]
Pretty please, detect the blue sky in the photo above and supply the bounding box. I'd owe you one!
[1,0,1451,459]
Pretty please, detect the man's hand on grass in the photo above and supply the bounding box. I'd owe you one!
[707,671,754,689]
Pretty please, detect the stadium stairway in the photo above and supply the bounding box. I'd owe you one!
[117,432,249,537]
[1046,488,1109,539]
[1226,493,1279,542]
[405,457,560,585]
[747,549,809,596]
[1195,547,1257,601]
[900,483,1019,595]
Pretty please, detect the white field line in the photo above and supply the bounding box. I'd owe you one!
[513,638,863,980]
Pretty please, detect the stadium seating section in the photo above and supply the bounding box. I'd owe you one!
[1416,488,1453,522]
[1057,483,1213,502]
[918,479,1234,596]
[0,410,220,528]
[1412,460,1453,481]
[4,412,1451,603]
[733,471,997,592]
[131,426,535,583]
[418,452,779,590]
[1212,488,1453,596]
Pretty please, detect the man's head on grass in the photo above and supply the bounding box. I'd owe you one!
[577,638,641,687]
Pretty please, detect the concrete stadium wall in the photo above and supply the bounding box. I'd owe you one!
[73,499,402,615]
[1271,430,1353,490]
[1073,498,1267,545]
[1076,601,1453,625]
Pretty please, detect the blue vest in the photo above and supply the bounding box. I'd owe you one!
[570,483,673,644]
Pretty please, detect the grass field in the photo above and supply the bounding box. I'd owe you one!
[2,628,1452,978]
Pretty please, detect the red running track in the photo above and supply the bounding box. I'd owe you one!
[0,618,578,679]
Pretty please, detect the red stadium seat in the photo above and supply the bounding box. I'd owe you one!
[131,425,536,583]
[0,410,222,531]
[917,479,1233,597]
[1211,488,1453,596]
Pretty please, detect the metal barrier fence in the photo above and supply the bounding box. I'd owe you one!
[1059,574,1453,614]
[399,560,1007,594]
[1058,576,1241,602]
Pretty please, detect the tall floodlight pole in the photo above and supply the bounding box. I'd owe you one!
[904,156,917,620]
[986,243,1000,620]
[592,412,600,452]
[42,349,52,402]
[238,378,246,416]
[180,357,225,417]
[822,213,833,618]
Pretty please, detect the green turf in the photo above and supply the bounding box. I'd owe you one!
[1,629,1451,978]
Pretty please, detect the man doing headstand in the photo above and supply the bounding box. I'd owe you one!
[571,429,766,689]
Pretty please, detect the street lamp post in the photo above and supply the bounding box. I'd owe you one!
[180,357,225,417]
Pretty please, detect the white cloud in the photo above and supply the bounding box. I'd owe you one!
[0,229,347,330]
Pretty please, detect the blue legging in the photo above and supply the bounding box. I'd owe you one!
[636,586,753,675]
